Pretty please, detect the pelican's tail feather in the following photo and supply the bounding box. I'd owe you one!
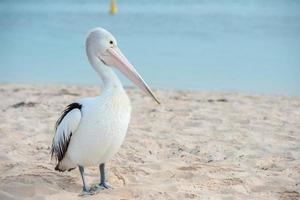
[55,156,76,172]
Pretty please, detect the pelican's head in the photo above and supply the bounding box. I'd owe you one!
[86,27,160,104]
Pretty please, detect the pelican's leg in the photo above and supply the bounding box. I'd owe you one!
[78,166,95,196]
[99,163,112,189]
[93,163,112,191]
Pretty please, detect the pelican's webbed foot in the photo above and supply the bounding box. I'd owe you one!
[94,182,113,190]
[99,181,113,189]
[79,188,96,196]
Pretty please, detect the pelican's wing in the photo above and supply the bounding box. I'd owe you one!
[51,103,82,162]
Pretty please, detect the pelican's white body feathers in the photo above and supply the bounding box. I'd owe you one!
[70,88,131,166]
[53,85,131,170]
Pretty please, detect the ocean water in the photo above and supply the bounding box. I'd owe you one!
[0,0,300,95]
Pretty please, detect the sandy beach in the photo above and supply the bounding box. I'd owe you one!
[0,84,299,200]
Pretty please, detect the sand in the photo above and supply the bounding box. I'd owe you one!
[0,83,299,200]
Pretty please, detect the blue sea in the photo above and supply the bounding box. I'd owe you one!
[0,0,300,95]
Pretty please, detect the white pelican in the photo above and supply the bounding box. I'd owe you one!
[51,27,159,195]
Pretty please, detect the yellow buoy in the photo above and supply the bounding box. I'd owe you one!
[110,0,117,15]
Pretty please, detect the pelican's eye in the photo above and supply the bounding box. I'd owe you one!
[109,40,113,45]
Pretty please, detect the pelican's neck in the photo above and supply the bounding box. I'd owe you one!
[87,52,123,92]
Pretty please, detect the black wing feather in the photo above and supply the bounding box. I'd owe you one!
[55,103,82,131]
[51,103,82,162]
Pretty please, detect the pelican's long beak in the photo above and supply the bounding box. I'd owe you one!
[99,46,160,104]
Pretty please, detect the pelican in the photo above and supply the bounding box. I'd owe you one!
[51,27,159,195]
